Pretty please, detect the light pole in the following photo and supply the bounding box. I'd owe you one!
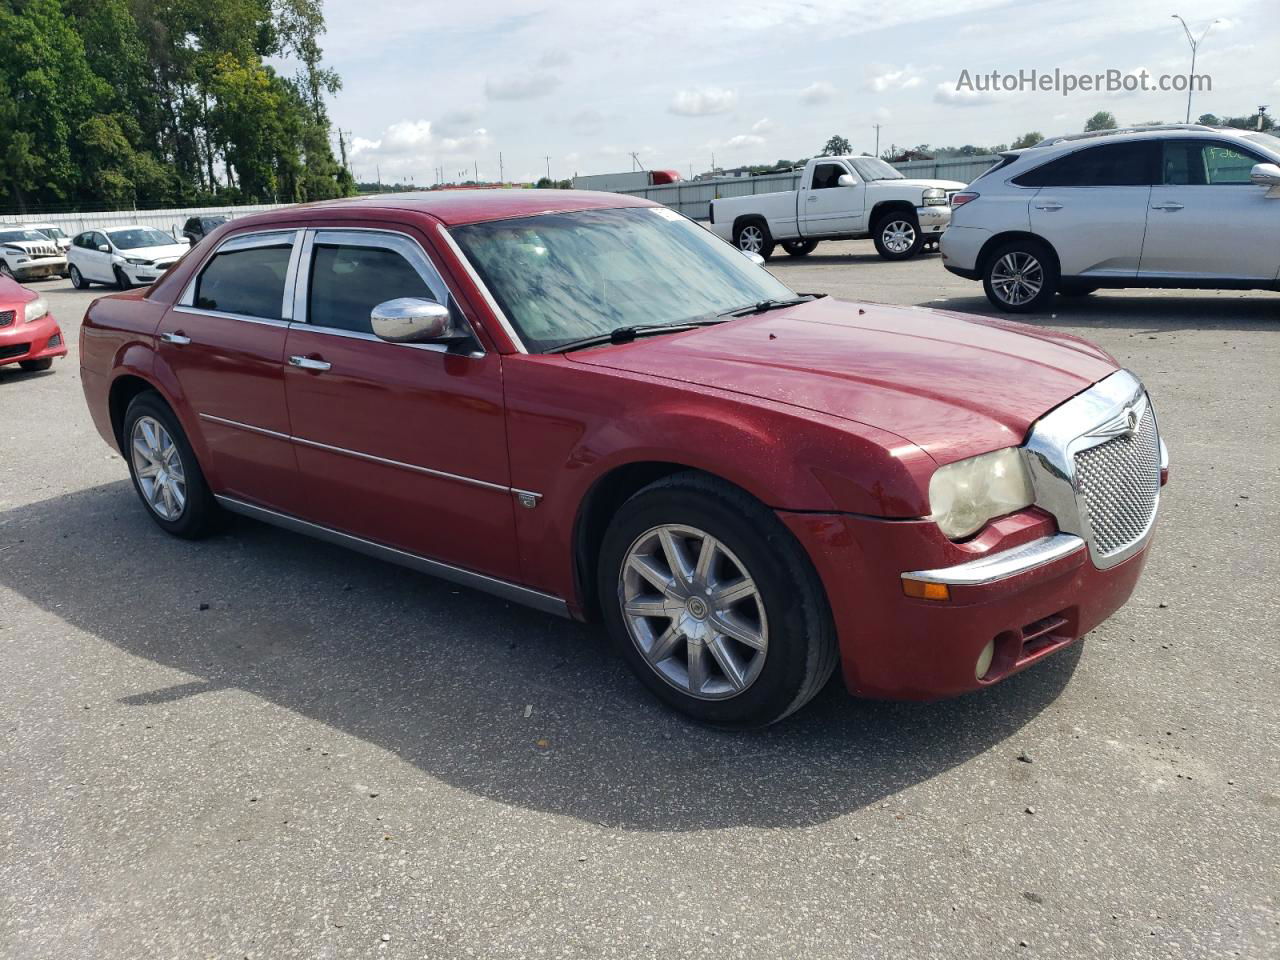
[1171,15,1221,123]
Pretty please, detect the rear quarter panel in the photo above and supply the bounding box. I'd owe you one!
[79,292,168,451]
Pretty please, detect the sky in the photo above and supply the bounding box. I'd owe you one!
[312,0,1280,184]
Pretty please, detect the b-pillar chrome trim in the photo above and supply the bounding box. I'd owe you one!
[215,496,569,618]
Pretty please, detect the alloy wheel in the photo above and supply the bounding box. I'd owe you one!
[619,523,769,700]
[738,225,765,253]
[881,220,917,254]
[130,416,187,521]
[990,252,1044,306]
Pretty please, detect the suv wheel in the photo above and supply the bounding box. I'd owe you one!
[982,240,1059,313]
[69,265,89,289]
[734,220,775,261]
[598,472,837,727]
[781,239,818,257]
[872,211,923,260]
[122,392,221,539]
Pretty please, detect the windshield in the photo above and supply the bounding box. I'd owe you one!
[850,157,904,181]
[1241,132,1280,160]
[451,206,796,353]
[0,229,53,243]
[107,227,173,249]
[36,226,67,239]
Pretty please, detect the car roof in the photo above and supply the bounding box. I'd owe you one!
[1031,124,1254,150]
[227,188,658,230]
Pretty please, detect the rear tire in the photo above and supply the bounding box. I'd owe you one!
[597,471,837,727]
[872,211,923,260]
[781,239,818,257]
[734,220,776,261]
[18,358,53,372]
[122,392,221,539]
[69,265,90,289]
[982,239,1059,313]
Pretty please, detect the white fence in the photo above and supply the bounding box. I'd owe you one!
[613,155,1002,221]
[5,203,293,239]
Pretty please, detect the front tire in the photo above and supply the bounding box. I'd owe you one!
[872,211,923,260]
[69,265,90,289]
[597,472,837,727]
[982,239,1059,313]
[122,392,221,539]
[0,261,14,280]
[734,220,776,261]
[781,239,818,257]
[114,266,132,290]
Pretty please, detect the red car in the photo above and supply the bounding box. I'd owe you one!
[0,277,67,373]
[79,191,1168,726]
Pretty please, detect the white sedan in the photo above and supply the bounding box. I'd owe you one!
[67,226,190,290]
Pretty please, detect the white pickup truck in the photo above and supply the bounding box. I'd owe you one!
[708,156,966,261]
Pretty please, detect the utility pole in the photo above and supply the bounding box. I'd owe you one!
[499,152,504,184]
[630,152,645,171]
[1171,15,1221,123]
[474,160,479,183]
[376,164,381,192]
[873,123,882,157]
[544,155,551,181]
[1259,105,1270,131]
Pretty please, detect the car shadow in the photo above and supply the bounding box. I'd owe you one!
[1,481,1083,832]
[916,293,1280,331]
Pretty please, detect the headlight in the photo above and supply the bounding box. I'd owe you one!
[24,296,48,323]
[126,257,153,266]
[928,447,1034,539]
[922,187,947,206]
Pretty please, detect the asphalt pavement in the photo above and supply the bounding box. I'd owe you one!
[1,243,1277,958]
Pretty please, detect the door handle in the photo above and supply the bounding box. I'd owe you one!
[159,331,191,345]
[288,355,331,372]
[1151,201,1184,211]
[807,195,819,202]
[1033,202,1063,211]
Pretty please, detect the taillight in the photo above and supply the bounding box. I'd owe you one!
[950,192,979,207]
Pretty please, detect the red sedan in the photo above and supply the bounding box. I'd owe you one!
[78,191,1167,726]
[0,276,67,373]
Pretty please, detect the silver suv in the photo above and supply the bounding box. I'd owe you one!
[940,125,1280,311]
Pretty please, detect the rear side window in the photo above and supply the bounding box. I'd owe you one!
[307,242,436,334]
[194,242,293,319]
[1013,142,1158,187]
[810,163,848,189]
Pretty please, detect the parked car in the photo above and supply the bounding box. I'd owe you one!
[67,226,190,290]
[182,215,228,246]
[0,275,67,372]
[79,190,1168,726]
[708,156,966,260]
[0,226,68,281]
[941,124,1280,312]
[20,222,73,254]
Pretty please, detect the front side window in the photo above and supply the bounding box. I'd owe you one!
[1203,142,1264,184]
[194,241,293,319]
[811,163,848,189]
[91,232,108,249]
[307,241,437,334]
[452,206,796,353]
[1014,142,1158,187]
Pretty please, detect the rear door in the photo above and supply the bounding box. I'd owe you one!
[159,229,302,511]
[800,161,865,236]
[1022,141,1157,278]
[281,226,518,581]
[1139,139,1279,280]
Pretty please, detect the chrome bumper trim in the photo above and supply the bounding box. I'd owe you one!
[902,533,1085,587]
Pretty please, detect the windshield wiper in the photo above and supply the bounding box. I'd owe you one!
[553,320,724,354]
[719,295,819,318]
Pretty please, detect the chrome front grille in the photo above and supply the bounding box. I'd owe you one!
[1072,406,1160,558]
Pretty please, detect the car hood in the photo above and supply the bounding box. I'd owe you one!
[876,178,968,192]
[118,243,189,261]
[566,297,1119,464]
[3,239,62,257]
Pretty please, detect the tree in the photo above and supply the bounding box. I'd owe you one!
[1197,113,1221,126]
[821,135,852,156]
[1084,111,1118,132]
[1010,131,1043,149]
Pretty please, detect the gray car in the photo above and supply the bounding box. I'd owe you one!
[940,124,1280,311]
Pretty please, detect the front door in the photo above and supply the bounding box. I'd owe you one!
[157,229,302,512]
[84,231,115,281]
[281,226,518,581]
[800,160,865,235]
[1139,139,1280,280]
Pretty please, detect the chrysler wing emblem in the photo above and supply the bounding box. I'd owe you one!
[1088,399,1145,440]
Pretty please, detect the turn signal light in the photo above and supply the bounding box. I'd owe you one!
[902,579,950,601]
[950,192,979,207]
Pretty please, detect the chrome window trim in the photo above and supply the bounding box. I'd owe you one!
[214,495,568,618]
[903,533,1086,587]
[172,306,291,328]
[1021,369,1162,569]
[178,228,303,323]
[197,412,541,504]
[435,224,528,354]
[293,226,485,356]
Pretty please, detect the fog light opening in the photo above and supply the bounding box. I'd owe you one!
[975,639,996,681]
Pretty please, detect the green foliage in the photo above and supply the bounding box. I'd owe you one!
[0,0,352,212]
[1084,111,1118,132]
[1010,131,1043,149]
[821,135,852,156]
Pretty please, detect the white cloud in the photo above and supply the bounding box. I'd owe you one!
[724,133,765,149]
[537,49,571,68]
[440,128,492,153]
[933,82,1002,107]
[800,81,835,105]
[669,87,737,116]
[485,71,561,100]
[751,117,774,133]
[873,106,891,121]
[568,108,610,127]
[868,67,923,92]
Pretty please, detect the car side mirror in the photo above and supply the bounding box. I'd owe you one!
[370,297,457,343]
[739,249,766,266]
[1250,162,1280,197]
[836,173,858,187]
[97,244,110,252]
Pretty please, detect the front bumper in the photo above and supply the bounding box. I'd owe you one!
[121,261,176,284]
[0,312,68,367]
[12,256,67,280]
[916,204,952,235]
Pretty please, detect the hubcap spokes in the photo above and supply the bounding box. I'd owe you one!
[991,252,1044,305]
[883,220,916,253]
[739,226,764,253]
[620,524,768,700]
[130,416,186,521]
